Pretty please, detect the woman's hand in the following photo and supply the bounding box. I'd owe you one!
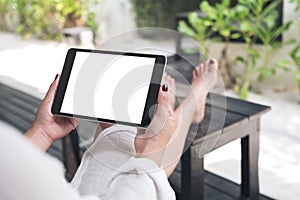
[135,85,178,168]
[25,75,79,151]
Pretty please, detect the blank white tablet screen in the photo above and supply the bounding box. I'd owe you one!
[60,51,156,124]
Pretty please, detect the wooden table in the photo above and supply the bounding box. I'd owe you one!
[165,55,270,199]
[168,93,270,200]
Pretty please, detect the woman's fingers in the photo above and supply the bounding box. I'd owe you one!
[43,74,60,104]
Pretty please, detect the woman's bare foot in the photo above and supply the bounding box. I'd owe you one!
[135,84,178,167]
[190,58,218,123]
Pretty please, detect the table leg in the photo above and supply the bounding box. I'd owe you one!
[241,119,260,199]
[181,147,204,200]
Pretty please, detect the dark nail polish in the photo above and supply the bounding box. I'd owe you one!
[54,74,58,80]
[210,59,215,64]
[162,84,168,92]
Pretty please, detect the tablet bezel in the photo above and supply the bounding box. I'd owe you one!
[51,48,166,127]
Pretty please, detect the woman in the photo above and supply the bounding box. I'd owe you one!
[0,59,218,199]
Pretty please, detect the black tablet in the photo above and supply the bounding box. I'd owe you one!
[52,48,166,127]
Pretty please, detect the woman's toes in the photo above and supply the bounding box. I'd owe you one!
[159,84,169,101]
[156,84,169,116]
[209,58,218,70]
[190,58,219,123]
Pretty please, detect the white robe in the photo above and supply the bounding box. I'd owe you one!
[0,125,175,200]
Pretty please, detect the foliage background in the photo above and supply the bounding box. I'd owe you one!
[0,0,98,40]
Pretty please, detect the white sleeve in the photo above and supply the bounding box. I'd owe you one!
[105,157,175,200]
[0,131,99,200]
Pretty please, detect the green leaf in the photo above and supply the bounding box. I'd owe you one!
[261,0,281,18]
[239,82,249,99]
[231,33,240,39]
[272,42,282,49]
[247,48,259,66]
[235,56,248,65]
[188,12,206,35]
[247,48,260,59]
[178,20,196,39]
[235,5,249,19]
[211,36,223,42]
[264,14,277,29]
[203,20,213,26]
[244,36,251,44]
[289,44,300,67]
[259,67,276,76]
[220,29,230,37]
[223,0,231,8]
[276,60,292,70]
[255,27,268,44]
[200,1,217,19]
[271,21,292,42]
[271,68,276,75]
[233,84,240,94]
[285,38,297,45]
[240,21,252,32]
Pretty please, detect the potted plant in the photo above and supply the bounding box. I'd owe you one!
[235,0,292,99]
[177,0,248,88]
[177,0,291,99]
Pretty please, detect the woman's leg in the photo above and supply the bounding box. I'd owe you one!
[72,58,218,194]
[163,59,218,176]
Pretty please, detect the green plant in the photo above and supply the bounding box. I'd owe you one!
[177,12,213,60]
[0,0,98,40]
[234,47,260,99]
[199,0,242,87]
[253,2,292,81]
[14,0,57,39]
[234,0,291,99]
